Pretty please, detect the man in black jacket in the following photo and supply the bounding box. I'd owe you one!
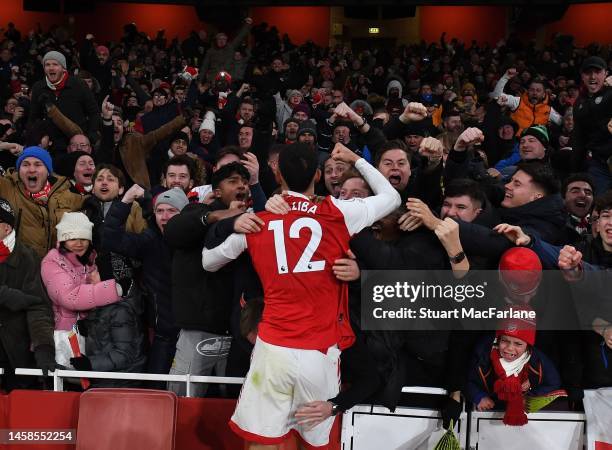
[571,56,612,194]
[0,197,56,391]
[165,163,262,397]
[28,51,100,153]
[103,186,188,383]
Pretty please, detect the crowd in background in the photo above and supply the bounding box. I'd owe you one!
[0,15,611,428]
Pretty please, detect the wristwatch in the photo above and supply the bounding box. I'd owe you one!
[201,210,211,227]
[330,402,341,416]
[449,251,466,264]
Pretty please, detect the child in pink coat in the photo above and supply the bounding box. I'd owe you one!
[41,212,122,331]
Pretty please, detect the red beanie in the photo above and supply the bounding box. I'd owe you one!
[496,307,536,346]
[499,247,542,296]
[96,45,110,56]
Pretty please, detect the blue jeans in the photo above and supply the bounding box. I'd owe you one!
[587,159,612,196]
[146,333,178,388]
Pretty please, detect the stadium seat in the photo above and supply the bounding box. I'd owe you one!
[76,388,177,450]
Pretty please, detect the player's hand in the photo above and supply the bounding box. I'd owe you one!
[331,142,360,165]
[400,102,428,123]
[265,193,290,215]
[295,401,334,430]
[493,223,531,246]
[332,250,359,282]
[605,76,612,87]
[234,212,264,234]
[454,127,484,151]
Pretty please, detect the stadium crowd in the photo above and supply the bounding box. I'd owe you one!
[0,14,611,443]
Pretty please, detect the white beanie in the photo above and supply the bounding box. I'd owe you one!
[199,111,216,135]
[56,212,93,242]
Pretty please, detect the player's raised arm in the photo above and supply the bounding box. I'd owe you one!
[202,232,248,272]
[330,143,401,235]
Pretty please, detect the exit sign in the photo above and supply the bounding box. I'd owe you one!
[368,27,380,34]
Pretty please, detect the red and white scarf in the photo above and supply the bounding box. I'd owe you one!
[46,71,69,96]
[29,181,52,205]
[0,230,15,263]
[491,347,531,426]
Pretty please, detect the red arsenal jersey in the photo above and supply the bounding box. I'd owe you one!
[246,194,355,351]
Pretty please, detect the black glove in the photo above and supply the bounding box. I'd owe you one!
[70,356,92,371]
[441,397,463,430]
[34,344,57,377]
[76,319,88,337]
[39,91,55,111]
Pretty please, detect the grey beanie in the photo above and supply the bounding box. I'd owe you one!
[43,51,67,70]
[155,187,189,211]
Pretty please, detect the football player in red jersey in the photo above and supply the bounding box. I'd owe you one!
[202,142,400,449]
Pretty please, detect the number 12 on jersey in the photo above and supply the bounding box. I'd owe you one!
[268,218,325,274]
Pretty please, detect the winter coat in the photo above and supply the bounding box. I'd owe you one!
[164,202,236,334]
[0,171,84,258]
[571,86,612,168]
[41,248,121,331]
[466,334,561,405]
[82,290,146,387]
[97,115,186,189]
[458,194,567,263]
[29,75,101,149]
[102,201,178,338]
[0,240,55,368]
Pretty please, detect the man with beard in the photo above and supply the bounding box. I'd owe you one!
[28,51,100,152]
[493,68,562,134]
[152,154,198,197]
[0,146,83,257]
[436,108,464,156]
[571,56,612,194]
[220,88,256,146]
[279,118,299,144]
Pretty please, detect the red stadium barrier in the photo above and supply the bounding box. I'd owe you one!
[0,390,341,450]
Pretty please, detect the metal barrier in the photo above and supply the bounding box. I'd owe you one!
[13,368,244,397]
[3,370,592,449]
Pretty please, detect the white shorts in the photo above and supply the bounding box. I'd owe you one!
[229,337,340,448]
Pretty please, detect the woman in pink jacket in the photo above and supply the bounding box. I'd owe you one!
[41,212,122,331]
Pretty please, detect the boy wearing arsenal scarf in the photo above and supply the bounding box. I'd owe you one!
[466,314,561,425]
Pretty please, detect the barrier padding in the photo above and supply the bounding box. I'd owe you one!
[7,390,80,450]
[1,391,342,450]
